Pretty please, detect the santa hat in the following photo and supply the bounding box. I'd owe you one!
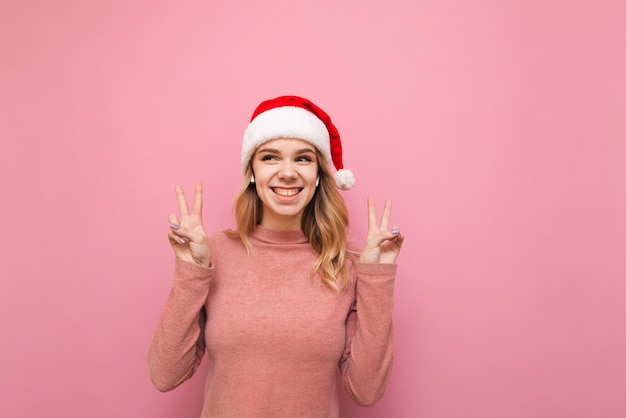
[242,95,355,190]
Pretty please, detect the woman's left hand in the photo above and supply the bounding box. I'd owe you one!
[359,197,405,264]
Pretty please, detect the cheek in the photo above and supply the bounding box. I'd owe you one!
[251,163,270,182]
[306,163,320,180]
[305,169,318,182]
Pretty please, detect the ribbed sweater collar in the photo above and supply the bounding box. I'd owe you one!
[250,225,309,245]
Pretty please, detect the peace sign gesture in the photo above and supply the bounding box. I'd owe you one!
[359,197,404,264]
[167,182,211,268]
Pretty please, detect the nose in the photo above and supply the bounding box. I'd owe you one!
[278,160,298,179]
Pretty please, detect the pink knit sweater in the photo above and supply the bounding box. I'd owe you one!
[149,225,396,417]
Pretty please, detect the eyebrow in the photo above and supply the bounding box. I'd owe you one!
[257,147,316,155]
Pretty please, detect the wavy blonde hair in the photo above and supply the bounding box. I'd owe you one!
[226,149,350,292]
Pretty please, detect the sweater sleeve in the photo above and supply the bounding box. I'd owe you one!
[340,262,396,406]
[148,258,213,392]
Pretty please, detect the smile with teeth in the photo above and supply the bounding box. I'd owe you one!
[272,187,302,197]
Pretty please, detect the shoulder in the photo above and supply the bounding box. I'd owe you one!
[346,236,361,260]
[207,229,243,248]
[342,239,360,288]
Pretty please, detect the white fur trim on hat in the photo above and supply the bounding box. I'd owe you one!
[242,106,331,173]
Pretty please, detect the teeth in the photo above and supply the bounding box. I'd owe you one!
[273,188,300,197]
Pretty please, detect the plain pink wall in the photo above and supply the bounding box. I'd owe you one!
[2,1,625,417]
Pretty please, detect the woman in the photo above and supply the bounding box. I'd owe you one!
[149,95,404,417]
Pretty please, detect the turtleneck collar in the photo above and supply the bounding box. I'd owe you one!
[250,224,309,245]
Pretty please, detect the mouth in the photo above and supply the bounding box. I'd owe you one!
[271,187,303,197]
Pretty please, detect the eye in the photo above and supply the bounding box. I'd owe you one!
[260,155,278,161]
[296,155,313,162]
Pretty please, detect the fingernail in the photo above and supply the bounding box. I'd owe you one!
[177,237,185,244]
[169,223,179,230]
[391,228,400,235]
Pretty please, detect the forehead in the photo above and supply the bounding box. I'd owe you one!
[257,138,316,152]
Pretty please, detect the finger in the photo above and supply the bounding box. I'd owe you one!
[168,229,177,246]
[392,232,405,248]
[175,185,190,216]
[168,219,205,244]
[380,199,392,230]
[168,229,186,245]
[168,213,186,244]
[379,233,404,264]
[192,182,203,216]
[367,197,378,230]
[363,228,396,250]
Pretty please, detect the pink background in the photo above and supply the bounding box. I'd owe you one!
[2,1,625,417]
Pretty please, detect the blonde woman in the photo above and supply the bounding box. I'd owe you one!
[149,96,404,417]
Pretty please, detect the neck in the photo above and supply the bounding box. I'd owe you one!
[260,215,302,231]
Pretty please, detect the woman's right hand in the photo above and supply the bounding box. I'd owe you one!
[168,182,211,268]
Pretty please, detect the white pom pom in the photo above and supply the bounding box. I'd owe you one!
[335,169,355,190]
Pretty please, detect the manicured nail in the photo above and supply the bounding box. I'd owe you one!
[391,228,400,235]
[177,237,185,244]
[169,223,179,230]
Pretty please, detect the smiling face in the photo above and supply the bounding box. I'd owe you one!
[251,138,319,231]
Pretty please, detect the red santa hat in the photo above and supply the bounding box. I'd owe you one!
[242,95,355,190]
